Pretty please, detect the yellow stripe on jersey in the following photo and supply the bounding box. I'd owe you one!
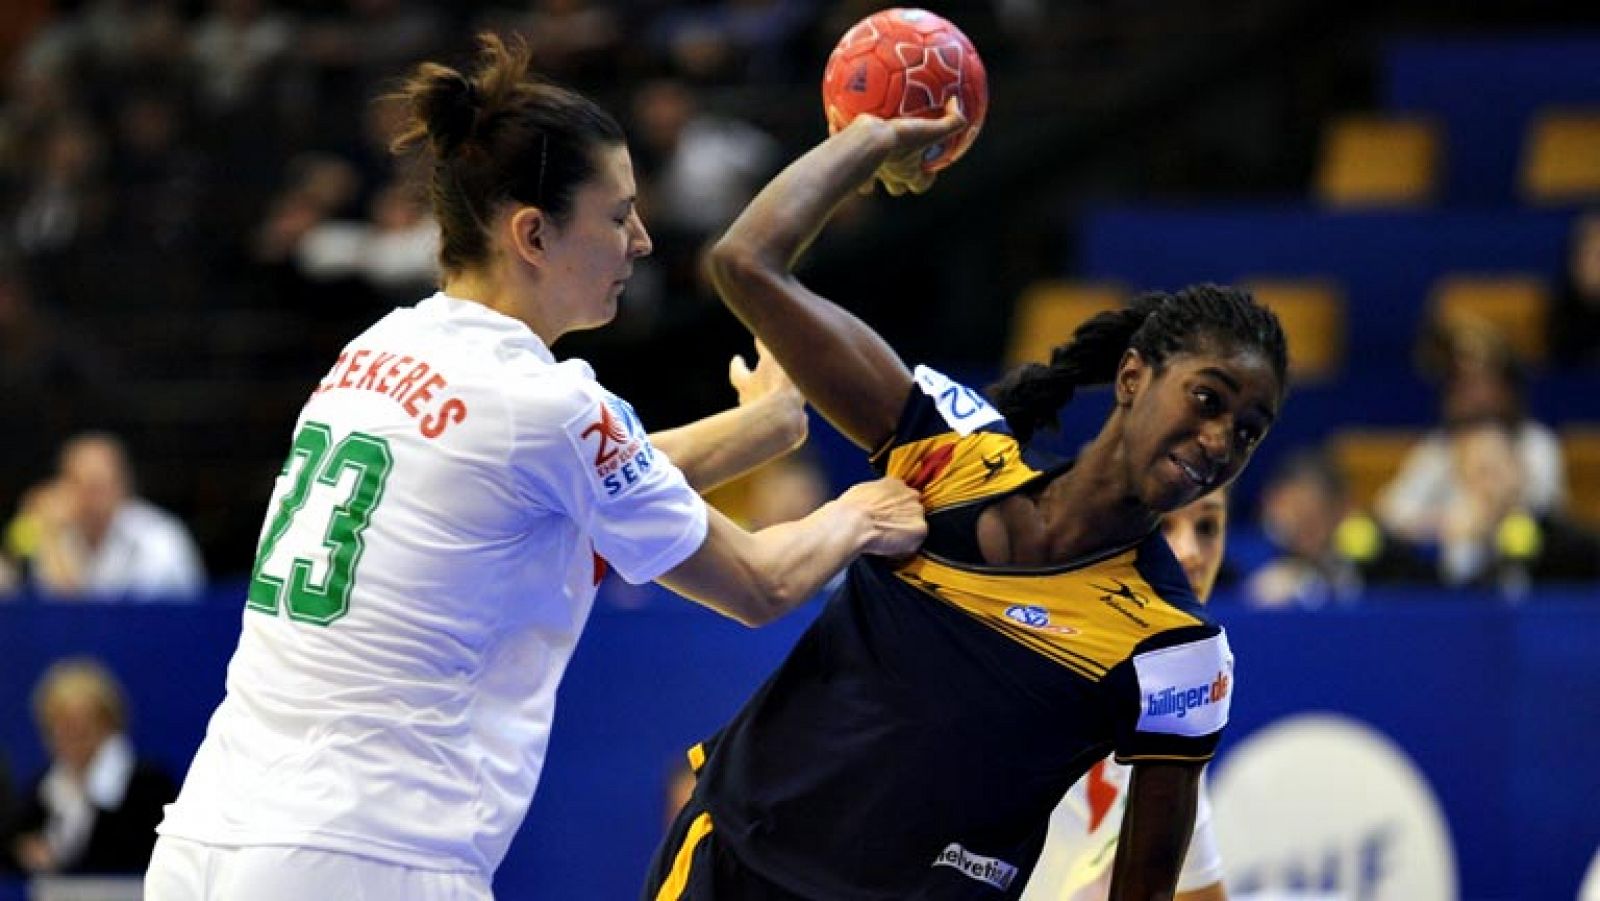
[687,743,706,773]
[882,432,1038,512]
[894,551,1204,678]
[655,811,715,901]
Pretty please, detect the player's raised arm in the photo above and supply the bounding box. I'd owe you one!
[1109,760,1205,901]
[705,105,967,451]
[650,342,809,494]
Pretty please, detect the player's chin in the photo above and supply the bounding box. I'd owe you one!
[1145,473,1201,514]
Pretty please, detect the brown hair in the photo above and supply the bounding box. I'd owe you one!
[391,33,626,277]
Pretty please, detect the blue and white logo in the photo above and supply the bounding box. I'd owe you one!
[913,365,1004,436]
[1005,604,1050,627]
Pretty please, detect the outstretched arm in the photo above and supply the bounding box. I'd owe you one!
[651,342,808,494]
[1109,761,1204,901]
[657,476,926,626]
[706,105,967,451]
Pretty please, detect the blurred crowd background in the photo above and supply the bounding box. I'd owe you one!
[0,0,1597,607]
[0,0,1597,894]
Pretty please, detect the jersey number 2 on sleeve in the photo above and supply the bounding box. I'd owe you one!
[247,421,394,625]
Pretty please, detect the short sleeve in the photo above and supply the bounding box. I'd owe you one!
[509,375,707,585]
[1112,629,1233,764]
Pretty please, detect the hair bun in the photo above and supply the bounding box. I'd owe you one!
[421,69,480,156]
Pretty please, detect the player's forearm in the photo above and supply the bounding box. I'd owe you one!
[651,394,807,495]
[660,498,879,627]
[710,118,894,280]
[737,499,877,617]
[1109,762,1201,901]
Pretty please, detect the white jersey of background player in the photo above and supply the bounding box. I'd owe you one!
[147,36,924,901]
[1023,490,1231,901]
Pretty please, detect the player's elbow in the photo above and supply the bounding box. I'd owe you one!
[705,238,781,307]
[727,567,811,628]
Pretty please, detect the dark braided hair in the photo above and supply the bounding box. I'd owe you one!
[391,33,626,278]
[989,283,1288,444]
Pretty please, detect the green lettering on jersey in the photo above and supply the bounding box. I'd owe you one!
[247,422,393,625]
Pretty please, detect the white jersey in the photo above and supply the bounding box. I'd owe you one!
[159,293,708,876]
[1022,759,1223,900]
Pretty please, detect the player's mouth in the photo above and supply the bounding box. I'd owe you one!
[1169,454,1216,490]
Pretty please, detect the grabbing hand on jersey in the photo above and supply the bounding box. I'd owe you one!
[832,476,928,559]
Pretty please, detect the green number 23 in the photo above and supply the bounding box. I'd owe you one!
[248,421,393,625]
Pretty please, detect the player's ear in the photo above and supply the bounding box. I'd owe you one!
[508,206,547,268]
[1114,349,1147,407]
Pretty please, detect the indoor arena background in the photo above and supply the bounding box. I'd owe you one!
[2,1,1598,899]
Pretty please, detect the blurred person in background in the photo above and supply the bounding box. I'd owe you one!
[1553,210,1600,366]
[1025,489,1235,901]
[1376,319,1565,543]
[146,35,924,901]
[292,178,440,301]
[1438,420,1600,597]
[9,114,107,262]
[0,263,111,511]
[8,658,176,876]
[631,77,779,241]
[187,0,294,120]
[7,431,205,600]
[1247,449,1430,609]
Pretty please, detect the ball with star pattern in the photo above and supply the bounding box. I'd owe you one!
[821,8,989,173]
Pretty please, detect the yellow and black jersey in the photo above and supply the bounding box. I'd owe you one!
[686,366,1234,900]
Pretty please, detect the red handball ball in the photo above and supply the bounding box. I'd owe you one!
[822,7,988,172]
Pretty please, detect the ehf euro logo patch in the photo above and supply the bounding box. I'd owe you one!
[567,394,658,500]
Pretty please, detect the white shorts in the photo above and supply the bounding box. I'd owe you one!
[144,836,493,901]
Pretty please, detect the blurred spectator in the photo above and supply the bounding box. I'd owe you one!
[8,658,176,875]
[7,432,204,600]
[1376,320,1565,542]
[480,0,623,86]
[105,90,206,253]
[1247,449,1431,609]
[252,152,362,266]
[1553,210,1600,366]
[648,0,813,85]
[10,114,107,260]
[188,0,294,119]
[631,77,779,239]
[1438,421,1600,597]
[0,264,112,521]
[293,178,440,300]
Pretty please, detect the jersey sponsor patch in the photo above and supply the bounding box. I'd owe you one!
[564,393,661,501]
[913,365,1004,435]
[931,843,1019,891]
[1133,632,1233,738]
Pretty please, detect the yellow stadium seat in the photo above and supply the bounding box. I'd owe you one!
[1521,108,1600,205]
[1561,425,1600,529]
[1328,429,1424,511]
[1005,280,1125,368]
[1241,277,1345,382]
[1429,273,1549,365]
[1314,114,1442,207]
